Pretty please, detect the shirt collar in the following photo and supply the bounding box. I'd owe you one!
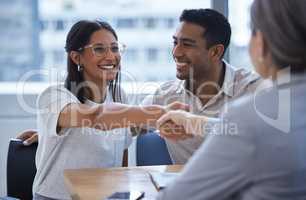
[175,60,236,97]
[175,80,185,94]
[221,60,236,97]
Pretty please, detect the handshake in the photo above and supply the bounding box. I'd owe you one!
[157,101,209,141]
[17,101,215,145]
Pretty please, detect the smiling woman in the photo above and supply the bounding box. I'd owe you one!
[1,1,216,197]
[31,20,188,200]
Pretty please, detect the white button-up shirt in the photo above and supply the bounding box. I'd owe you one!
[142,61,260,164]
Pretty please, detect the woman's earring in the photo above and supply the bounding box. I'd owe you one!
[77,64,83,72]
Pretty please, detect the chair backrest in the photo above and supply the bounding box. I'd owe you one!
[0,197,20,200]
[7,139,37,200]
[136,131,172,166]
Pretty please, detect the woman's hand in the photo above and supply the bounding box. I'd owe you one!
[16,129,38,146]
[157,110,208,141]
[165,101,190,112]
[158,120,194,141]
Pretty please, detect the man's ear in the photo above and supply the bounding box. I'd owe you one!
[69,51,81,65]
[209,44,225,61]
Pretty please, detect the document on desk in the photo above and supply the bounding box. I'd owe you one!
[149,171,179,190]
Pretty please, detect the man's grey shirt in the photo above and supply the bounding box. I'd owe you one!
[157,74,306,200]
[142,62,260,164]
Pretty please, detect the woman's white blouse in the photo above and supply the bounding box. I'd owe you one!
[33,84,132,200]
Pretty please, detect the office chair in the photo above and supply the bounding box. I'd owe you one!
[0,197,19,200]
[136,131,173,166]
[6,139,38,200]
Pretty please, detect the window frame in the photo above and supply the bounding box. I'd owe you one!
[0,0,229,87]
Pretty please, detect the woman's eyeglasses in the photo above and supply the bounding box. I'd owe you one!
[78,43,126,57]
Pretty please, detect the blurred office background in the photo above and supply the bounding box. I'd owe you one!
[0,0,253,196]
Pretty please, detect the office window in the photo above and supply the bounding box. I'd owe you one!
[147,48,158,62]
[123,48,138,63]
[0,0,211,82]
[165,17,175,29]
[53,50,65,64]
[167,47,174,62]
[229,0,254,69]
[143,17,157,29]
[116,18,138,29]
[0,0,40,82]
[39,20,47,31]
[55,19,65,31]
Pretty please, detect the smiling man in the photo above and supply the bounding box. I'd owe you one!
[141,8,259,164]
[17,9,259,165]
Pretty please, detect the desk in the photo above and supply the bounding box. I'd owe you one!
[64,165,183,200]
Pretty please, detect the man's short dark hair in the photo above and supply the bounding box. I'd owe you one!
[180,8,231,57]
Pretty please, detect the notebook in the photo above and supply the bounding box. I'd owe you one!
[148,171,179,190]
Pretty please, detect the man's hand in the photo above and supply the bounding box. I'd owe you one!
[158,120,194,141]
[165,101,190,112]
[157,110,208,140]
[16,129,38,146]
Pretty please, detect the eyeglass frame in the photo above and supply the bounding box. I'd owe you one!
[77,42,127,57]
